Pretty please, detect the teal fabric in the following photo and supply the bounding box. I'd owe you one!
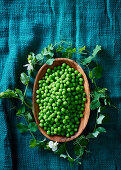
[0,0,121,169]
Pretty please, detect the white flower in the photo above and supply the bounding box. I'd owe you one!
[48,141,59,151]
[24,63,33,71]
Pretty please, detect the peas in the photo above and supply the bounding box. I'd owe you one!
[36,63,86,137]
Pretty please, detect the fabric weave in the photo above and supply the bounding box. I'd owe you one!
[0,0,121,169]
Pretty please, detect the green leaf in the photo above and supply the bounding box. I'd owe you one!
[79,138,88,146]
[16,123,28,133]
[79,46,85,53]
[15,89,24,101]
[56,46,64,52]
[41,48,48,56]
[74,144,85,156]
[25,112,33,122]
[62,51,73,59]
[97,127,106,133]
[60,154,67,158]
[90,100,100,110]
[90,88,108,110]
[28,122,38,132]
[36,54,44,61]
[29,139,37,148]
[89,70,94,82]
[94,88,107,99]
[92,45,101,56]
[97,114,105,124]
[66,47,73,53]
[92,127,106,138]
[81,56,94,65]
[86,133,95,139]
[0,89,17,99]
[46,59,55,65]
[92,65,103,79]
[48,44,53,51]
[29,139,41,148]
[75,135,88,147]
[16,105,25,116]
[38,138,48,149]
[55,143,66,155]
[72,48,77,53]
[92,130,100,137]
[20,73,29,85]
[48,51,54,58]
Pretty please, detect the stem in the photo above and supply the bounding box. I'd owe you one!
[23,76,30,97]
[23,115,36,140]
[94,111,99,131]
[23,100,32,109]
[24,83,29,97]
[93,79,97,88]
[85,49,93,55]
[53,41,64,48]
[29,130,36,139]
[94,58,98,66]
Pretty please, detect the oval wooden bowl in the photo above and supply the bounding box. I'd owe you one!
[33,58,90,142]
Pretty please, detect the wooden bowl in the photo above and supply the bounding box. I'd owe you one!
[33,58,90,142]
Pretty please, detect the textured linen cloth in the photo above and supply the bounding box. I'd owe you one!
[0,0,121,170]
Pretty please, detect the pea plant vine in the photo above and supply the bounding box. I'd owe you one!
[0,41,115,166]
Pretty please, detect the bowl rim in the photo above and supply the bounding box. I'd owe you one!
[33,58,90,142]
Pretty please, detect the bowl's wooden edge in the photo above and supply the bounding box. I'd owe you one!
[33,58,90,142]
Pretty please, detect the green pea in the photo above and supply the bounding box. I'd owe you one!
[47,131,51,135]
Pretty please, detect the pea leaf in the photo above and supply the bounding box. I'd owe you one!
[92,65,102,79]
[62,52,73,59]
[0,89,17,99]
[72,48,77,53]
[92,45,101,56]
[93,88,107,100]
[74,144,85,156]
[15,89,24,101]
[41,48,48,56]
[66,47,73,53]
[92,127,106,137]
[79,46,85,53]
[46,59,55,65]
[16,105,25,116]
[90,88,108,110]
[55,143,66,155]
[36,54,44,61]
[81,56,94,65]
[90,100,100,110]
[48,44,53,51]
[28,122,38,132]
[38,138,48,149]
[92,130,100,137]
[60,154,67,158]
[97,114,105,124]
[56,45,64,52]
[25,112,33,122]
[20,73,29,85]
[97,127,106,133]
[16,123,28,133]
[74,135,88,147]
[47,51,54,58]
[89,71,94,82]
[29,139,41,148]
[29,139,37,148]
